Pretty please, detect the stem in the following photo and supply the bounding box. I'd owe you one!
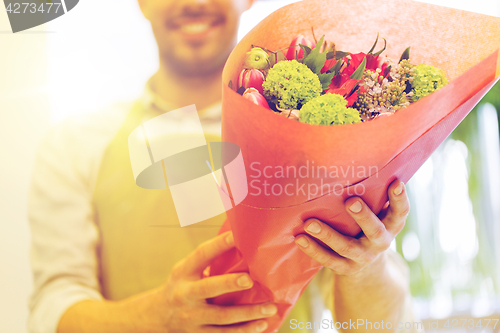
[311,27,317,44]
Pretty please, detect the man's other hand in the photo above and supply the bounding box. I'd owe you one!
[294,180,409,276]
[153,231,277,332]
[58,232,276,333]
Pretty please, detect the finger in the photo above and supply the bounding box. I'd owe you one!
[384,180,410,235]
[294,235,354,274]
[183,231,235,276]
[203,320,269,333]
[377,200,390,220]
[188,273,253,299]
[344,197,390,244]
[302,219,364,262]
[201,303,277,326]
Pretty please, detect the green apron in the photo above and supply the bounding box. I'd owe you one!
[92,101,314,332]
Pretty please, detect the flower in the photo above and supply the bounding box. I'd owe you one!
[354,61,414,120]
[242,88,270,108]
[238,69,265,95]
[286,34,315,60]
[263,60,322,110]
[325,78,362,107]
[411,64,448,101]
[299,93,361,125]
[344,52,389,78]
[243,47,270,70]
[326,51,391,106]
[321,58,338,74]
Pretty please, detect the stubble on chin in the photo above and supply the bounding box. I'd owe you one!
[163,55,227,77]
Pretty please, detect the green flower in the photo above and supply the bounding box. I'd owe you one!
[263,60,322,110]
[411,64,448,101]
[243,47,270,70]
[299,93,361,125]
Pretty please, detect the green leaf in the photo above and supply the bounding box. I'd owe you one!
[399,47,411,63]
[326,51,335,60]
[269,50,287,67]
[383,64,392,78]
[268,51,277,67]
[350,57,367,80]
[327,59,343,75]
[373,38,387,57]
[334,51,349,60]
[276,50,286,62]
[303,35,327,74]
[368,33,379,54]
[299,44,312,59]
[318,72,335,90]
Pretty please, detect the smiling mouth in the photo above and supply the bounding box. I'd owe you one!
[180,22,212,34]
[167,14,226,36]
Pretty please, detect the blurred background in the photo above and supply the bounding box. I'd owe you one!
[1,0,499,332]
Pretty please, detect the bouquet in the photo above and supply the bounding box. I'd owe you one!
[207,0,500,332]
[237,34,447,123]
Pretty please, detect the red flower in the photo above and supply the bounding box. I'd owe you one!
[242,88,270,108]
[321,58,337,74]
[238,69,265,95]
[326,51,390,106]
[286,34,315,60]
[326,78,362,107]
[345,52,390,78]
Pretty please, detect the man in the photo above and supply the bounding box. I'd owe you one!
[28,0,416,332]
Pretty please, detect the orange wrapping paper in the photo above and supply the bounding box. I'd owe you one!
[208,0,500,331]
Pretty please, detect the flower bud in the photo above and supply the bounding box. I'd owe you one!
[238,69,265,95]
[282,109,300,120]
[243,47,270,70]
[242,88,269,108]
[286,34,315,61]
[277,106,300,120]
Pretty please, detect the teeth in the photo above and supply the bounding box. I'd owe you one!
[181,23,210,34]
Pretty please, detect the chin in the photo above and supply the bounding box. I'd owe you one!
[163,49,230,77]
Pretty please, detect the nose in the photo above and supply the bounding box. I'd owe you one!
[184,0,210,5]
[181,0,212,14]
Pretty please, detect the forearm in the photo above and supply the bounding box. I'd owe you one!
[333,251,408,332]
[57,287,165,333]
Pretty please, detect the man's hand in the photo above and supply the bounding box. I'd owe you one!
[294,180,409,276]
[154,231,277,332]
[58,231,277,333]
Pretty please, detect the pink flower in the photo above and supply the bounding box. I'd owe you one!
[242,88,269,108]
[286,34,315,60]
[238,69,265,95]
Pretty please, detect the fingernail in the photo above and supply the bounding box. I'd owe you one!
[306,222,321,234]
[225,232,234,245]
[394,182,404,196]
[261,304,277,315]
[295,237,309,248]
[256,321,268,332]
[237,275,251,287]
[349,201,362,213]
